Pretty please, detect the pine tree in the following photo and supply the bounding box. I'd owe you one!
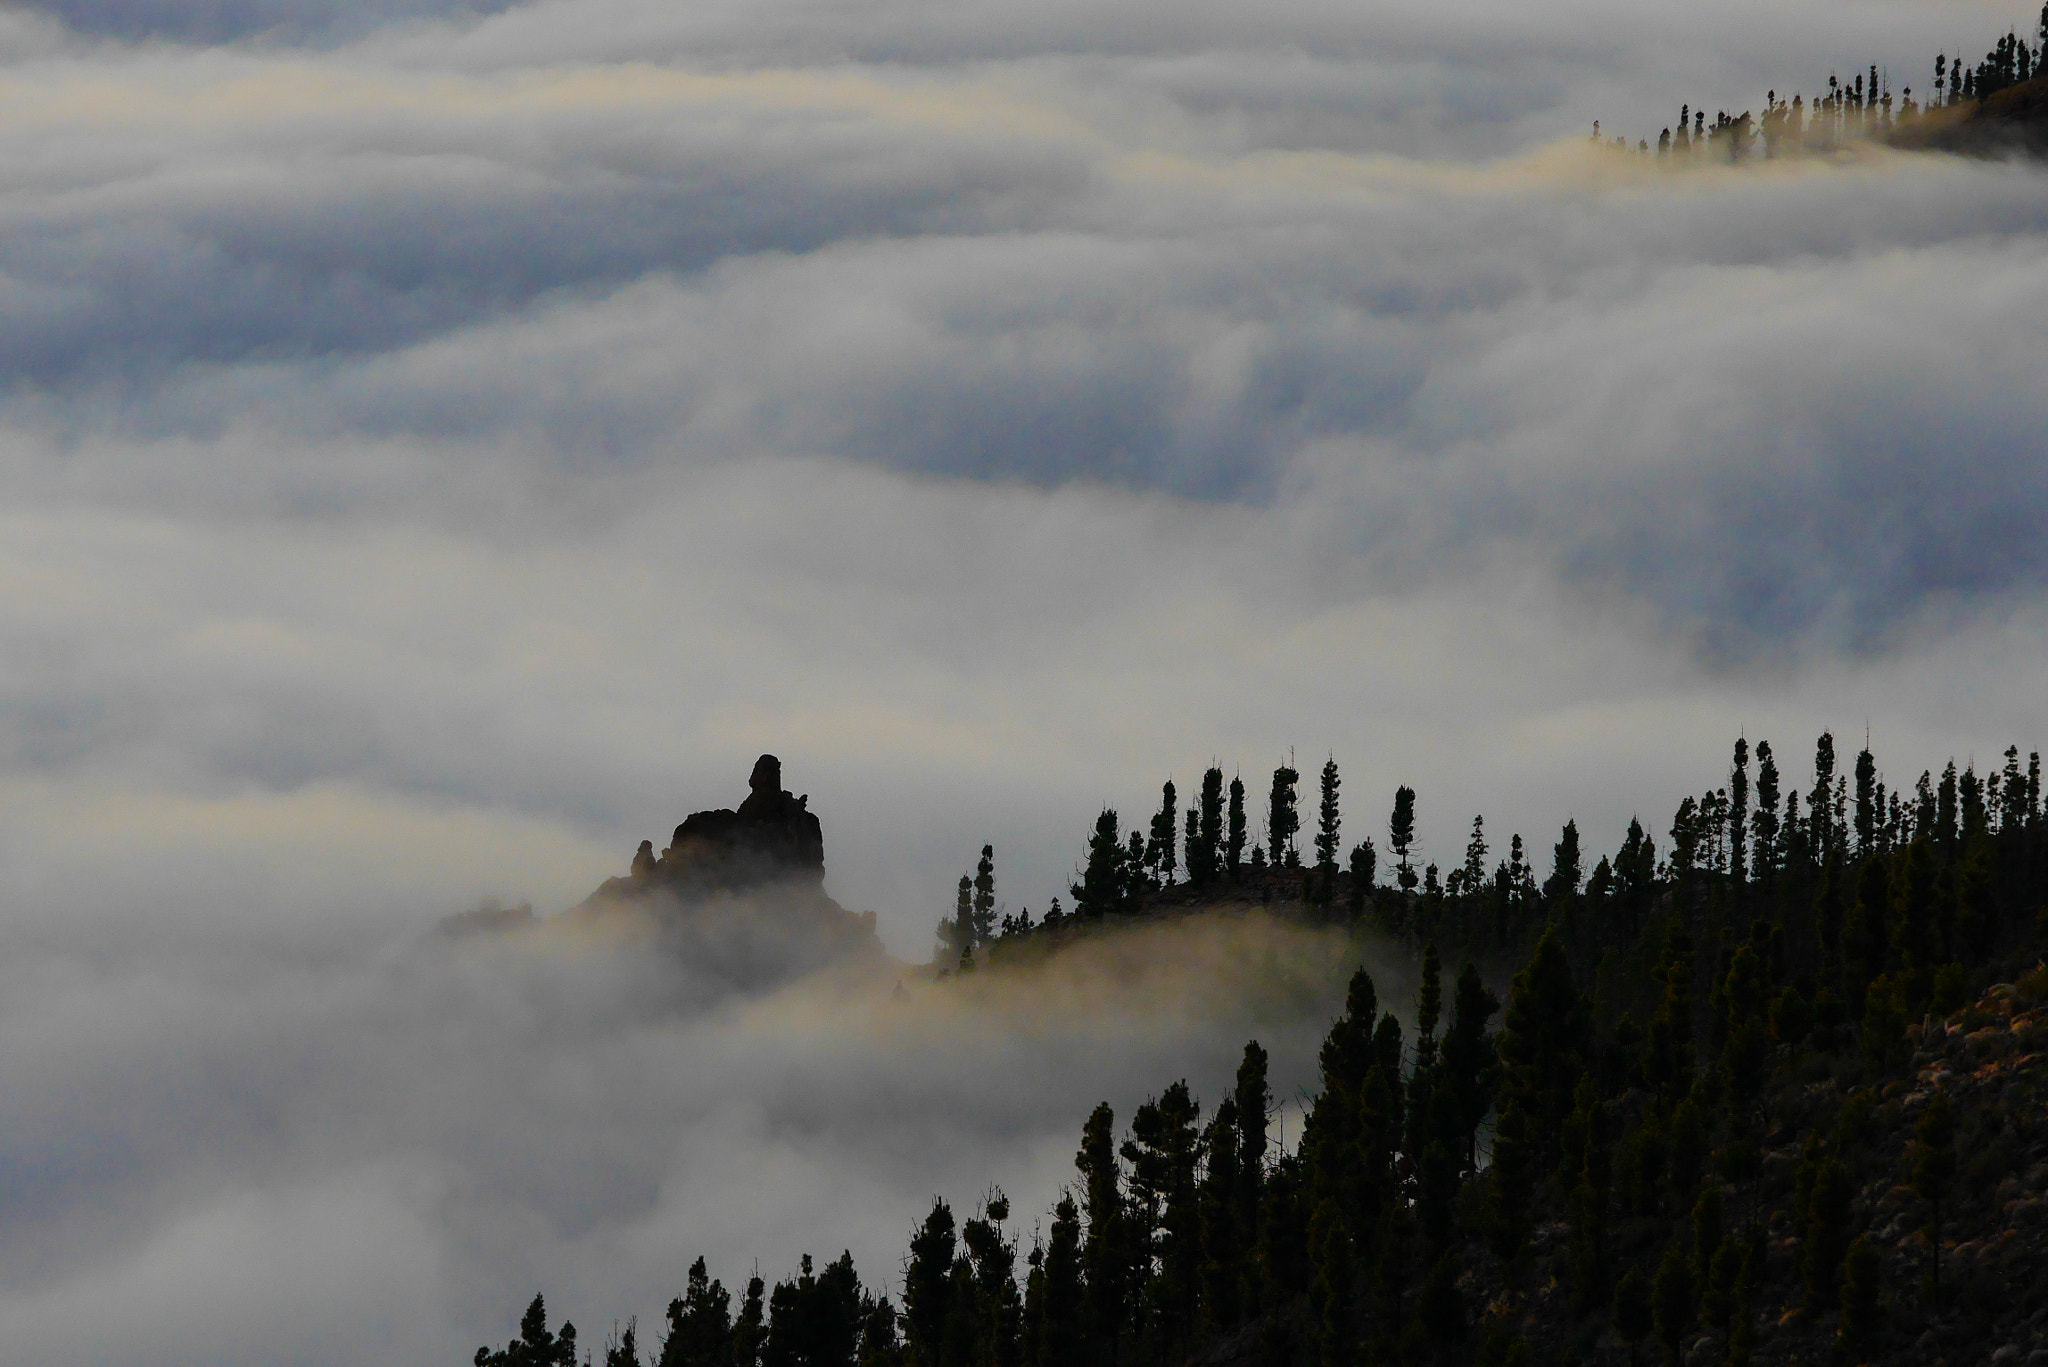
[859,1298,901,1367]
[1811,732,1838,859]
[1197,1098,1243,1335]
[1441,963,1500,1174]
[1314,758,1342,893]
[659,1258,733,1367]
[1498,927,1585,1172]
[1123,1083,1203,1359]
[936,875,972,967]
[1192,768,1224,886]
[1233,1041,1270,1291]
[1752,741,1780,884]
[1545,819,1582,902]
[1147,786,1177,888]
[1842,855,1890,1015]
[1390,785,1419,893]
[903,1202,957,1367]
[962,1203,1022,1367]
[1417,943,1443,1048]
[1347,842,1375,918]
[1072,810,1126,919]
[1039,1196,1083,1367]
[1730,738,1751,886]
[1076,1104,1128,1365]
[973,846,997,944]
[1461,815,1488,894]
[1269,763,1301,868]
[1307,1197,1354,1367]
[1485,1100,1532,1264]
[733,1277,767,1367]
[1644,919,1695,1106]
[607,1320,642,1367]
[1565,1078,1611,1311]
[477,1294,579,1367]
[1913,1090,1956,1305]
[1893,835,1939,996]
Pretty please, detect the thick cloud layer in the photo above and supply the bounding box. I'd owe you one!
[1,0,2045,1361]
[0,906,1378,1364]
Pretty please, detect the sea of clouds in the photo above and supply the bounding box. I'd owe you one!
[0,0,2044,1359]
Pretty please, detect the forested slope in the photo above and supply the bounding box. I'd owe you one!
[477,732,2047,1367]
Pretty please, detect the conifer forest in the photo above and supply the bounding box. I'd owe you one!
[1591,6,2048,156]
[482,726,2048,1367]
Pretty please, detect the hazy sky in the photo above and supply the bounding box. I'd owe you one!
[1,0,2044,1359]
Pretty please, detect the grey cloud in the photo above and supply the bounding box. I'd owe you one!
[0,86,1090,391]
[15,134,2041,644]
[0,906,1376,1365]
[21,0,522,44]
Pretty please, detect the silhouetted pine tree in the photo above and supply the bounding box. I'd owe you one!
[1226,776,1247,878]
[1073,810,1126,919]
[1191,768,1224,887]
[973,847,997,944]
[1269,763,1301,869]
[476,1294,578,1367]
[659,1258,731,1367]
[1314,758,1341,901]
[1147,785,1177,889]
[1076,1103,1130,1367]
[1390,786,1418,893]
[1348,842,1375,918]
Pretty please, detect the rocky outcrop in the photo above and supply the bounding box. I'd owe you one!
[593,754,827,901]
[668,754,823,894]
[573,756,883,977]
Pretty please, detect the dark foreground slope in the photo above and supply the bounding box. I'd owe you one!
[475,735,2046,1367]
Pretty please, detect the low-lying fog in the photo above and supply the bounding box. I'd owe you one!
[0,901,1393,1363]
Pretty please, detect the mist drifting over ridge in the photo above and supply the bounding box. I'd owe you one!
[0,875,1380,1364]
[1,0,2046,1360]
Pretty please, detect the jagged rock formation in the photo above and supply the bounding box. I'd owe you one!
[617,753,827,899]
[572,755,882,976]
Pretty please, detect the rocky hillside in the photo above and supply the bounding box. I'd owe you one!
[1459,967,2048,1367]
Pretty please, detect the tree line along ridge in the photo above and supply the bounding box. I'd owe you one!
[1589,9,2048,155]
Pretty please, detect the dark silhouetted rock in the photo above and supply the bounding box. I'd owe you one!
[571,756,884,980]
[643,753,826,897]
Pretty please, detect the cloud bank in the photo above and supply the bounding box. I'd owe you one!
[0,905,1376,1364]
[1,0,2045,1360]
